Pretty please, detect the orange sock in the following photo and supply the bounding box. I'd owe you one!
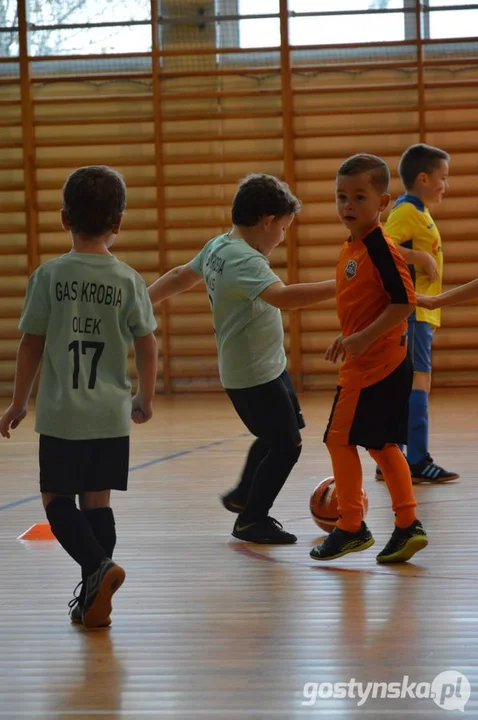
[369,444,417,528]
[326,444,364,532]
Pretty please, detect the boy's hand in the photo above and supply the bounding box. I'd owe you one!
[0,403,28,438]
[416,293,436,310]
[342,331,371,358]
[131,393,153,424]
[417,251,438,282]
[325,335,346,363]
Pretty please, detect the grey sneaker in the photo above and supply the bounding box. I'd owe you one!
[82,559,125,629]
[70,601,83,625]
[69,580,111,627]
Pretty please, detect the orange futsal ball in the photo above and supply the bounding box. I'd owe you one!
[310,476,368,534]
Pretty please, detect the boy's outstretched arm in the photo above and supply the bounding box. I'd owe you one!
[132,333,157,424]
[148,265,202,305]
[0,333,45,438]
[260,279,336,310]
[418,278,478,310]
[396,245,438,282]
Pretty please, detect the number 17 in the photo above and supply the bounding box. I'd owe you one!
[68,340,105,389]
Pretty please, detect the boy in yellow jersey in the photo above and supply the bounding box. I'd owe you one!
[375,144,459,483]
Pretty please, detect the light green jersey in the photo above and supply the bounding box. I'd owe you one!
[189,233,286,389]
[19,253,157,440]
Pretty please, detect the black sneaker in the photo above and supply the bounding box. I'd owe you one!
[232,516,297,544]
[409,454,459,483]
[221,490,246,514]
[375,466,384,481]
[310,522,375,561]
[82,559,125,629]
[69,580,111,627]
[376,520,428,563]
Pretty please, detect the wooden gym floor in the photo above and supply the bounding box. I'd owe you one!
[0,389,477,719]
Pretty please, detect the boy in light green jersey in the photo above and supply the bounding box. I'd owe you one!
[0,166,157,628]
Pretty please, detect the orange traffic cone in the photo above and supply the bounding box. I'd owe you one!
[17,522,56,541]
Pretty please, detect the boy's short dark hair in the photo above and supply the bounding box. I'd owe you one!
[336,154,390,194]
[398,143,450,190]
[62,165,126,238]
[232,173,301,227]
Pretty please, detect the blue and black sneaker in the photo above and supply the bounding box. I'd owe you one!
[409,455,459,483]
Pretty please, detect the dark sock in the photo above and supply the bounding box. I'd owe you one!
[233,438,269,504]
[46,497,107,576]
[241,443,302,521]
[83,507,116,558]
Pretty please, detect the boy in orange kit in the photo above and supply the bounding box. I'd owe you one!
[310,154,428,563]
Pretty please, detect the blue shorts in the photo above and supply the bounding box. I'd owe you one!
[408,315,433,373]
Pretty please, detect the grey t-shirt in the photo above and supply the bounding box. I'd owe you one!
[189,233,286,389]
[19,253,157,440]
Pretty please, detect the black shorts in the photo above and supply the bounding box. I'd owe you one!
[226,369,305,447]
[39,435,130,495]
[323,355,413,450]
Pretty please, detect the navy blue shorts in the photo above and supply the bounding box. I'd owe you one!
[408,315,433,373]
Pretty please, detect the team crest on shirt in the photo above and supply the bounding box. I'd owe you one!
[345,259,357,280]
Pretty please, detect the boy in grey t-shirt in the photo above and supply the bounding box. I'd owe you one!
[0,166,157,628]
[149,174,335,543]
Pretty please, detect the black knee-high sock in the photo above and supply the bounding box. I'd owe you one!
[241,443,302,521]
[46,497,107,576]
[233,438,269,504]
[83,507,116,558]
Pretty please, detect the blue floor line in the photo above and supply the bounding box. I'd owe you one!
[0,434,246,512]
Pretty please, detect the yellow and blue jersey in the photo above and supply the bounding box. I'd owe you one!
[385,194,443,327]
